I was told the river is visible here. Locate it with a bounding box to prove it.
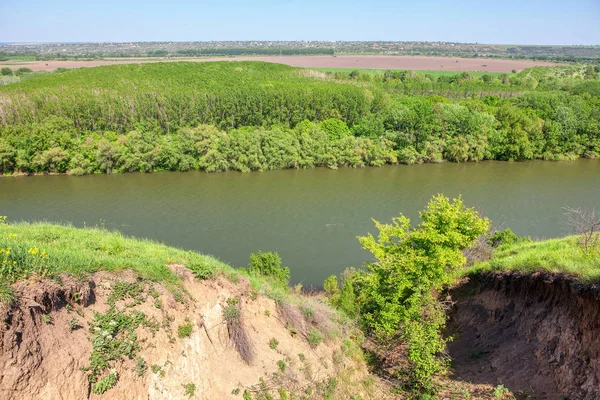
[1,160,599,286]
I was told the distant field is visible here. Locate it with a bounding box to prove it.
[311,67,509,77]
[0,55,561,73]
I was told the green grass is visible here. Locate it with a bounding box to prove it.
[0,221,232,285]
[309,67,508,78]
[466,236,600,282]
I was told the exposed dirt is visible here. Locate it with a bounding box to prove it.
[0,268,382,399]
[448,272,600,400]
[0,55,561,73]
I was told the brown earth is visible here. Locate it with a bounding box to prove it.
[448,272,600,400]
[0,268,385,400]
[0,55,561,73]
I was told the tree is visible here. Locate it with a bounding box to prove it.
[352,195,489,390]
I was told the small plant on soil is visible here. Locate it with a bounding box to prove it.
[151,364,161,374]
[42,314,52,324]
[231,388,241,395]
[307,329,323,347]
[188,258,215,280]
[264,309,271,317]
[493,384,510,399]
[108,280,145,306]
[223,298,254,364]
[91,370,118,395]
[69,317,80,331]
[269,338,279,350]
[242,390,252,400]
[136,357,147,376]
[277,359,287,372]
[178,318,193,338]
[298,353,306,361]
[81,306,150,393]
[182,383,196,398]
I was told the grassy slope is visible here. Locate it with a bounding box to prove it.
[0,222,231,285]
[0,221,301,303]
[467,236,600,282]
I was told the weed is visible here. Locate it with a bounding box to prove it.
[0,278,13,304]
[277,360,286,372]
[178,318,193,338]
[301,306,314,320]
[136,357,147,376]
[154,299,162,309]
[81,306,148,391]
[91,370,118,395]
[183,383,196,398]
[308,329,323,347]
[493,384,510,399]
[222,299,254,364]
[264,309,271,317]
[69,317,80,331]
[269,338,279,350]
[231,388,241,395]
[298,353,306,361]
[223,301,241,325]
[188,258,215,280]
[42,314,52,324]
[151,365,161,374]
[108,280,145,306]
[242,390,252,400]
[172,289,186,304]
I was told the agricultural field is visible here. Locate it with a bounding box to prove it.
[0,54,562,73]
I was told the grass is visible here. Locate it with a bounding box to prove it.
[309,67,509,78]
[466,236,600,282]
[0,221,232,285]
[177,319,193,338]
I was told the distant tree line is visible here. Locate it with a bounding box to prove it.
[0,62,599,175]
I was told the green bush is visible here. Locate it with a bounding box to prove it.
[487,228,531,248]
[1,67,12,76]
[354,195,489,392]
[247,251,290,286]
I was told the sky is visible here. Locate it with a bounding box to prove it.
[0,0,599,45]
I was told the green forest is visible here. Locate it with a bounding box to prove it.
[0,61,599,175]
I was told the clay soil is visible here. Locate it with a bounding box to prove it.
[448,272,600,400]
[0,55,561,73]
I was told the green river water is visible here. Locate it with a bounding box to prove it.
[1,160,599,286]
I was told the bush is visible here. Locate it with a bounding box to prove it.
[354,195,489,392]
[487,228,530,248]
[247,251,290,285]
[15,67,33,76]
[1,67,12,76]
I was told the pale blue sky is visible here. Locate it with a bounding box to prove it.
[1,0,598,45]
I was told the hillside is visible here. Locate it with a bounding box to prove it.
[0,222,383,399]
